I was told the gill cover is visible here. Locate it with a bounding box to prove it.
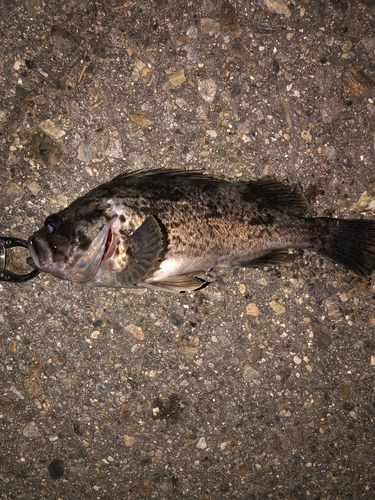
[72,221,113,282]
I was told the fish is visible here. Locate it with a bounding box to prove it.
[27,169,375,292]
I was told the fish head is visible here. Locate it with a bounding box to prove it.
[27,199,118,283]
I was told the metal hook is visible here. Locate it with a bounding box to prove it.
[0,237,40,282]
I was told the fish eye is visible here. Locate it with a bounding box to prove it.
[44,217,61,235]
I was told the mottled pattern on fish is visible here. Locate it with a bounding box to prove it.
[27,169,375,292]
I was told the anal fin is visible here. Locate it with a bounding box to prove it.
[144,275,208,292]
[242,249,300,268]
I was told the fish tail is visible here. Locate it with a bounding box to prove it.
[312,217,375,277]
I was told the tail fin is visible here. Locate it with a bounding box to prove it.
[315,218,375,277]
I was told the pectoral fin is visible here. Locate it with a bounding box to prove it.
[117,216,164,286]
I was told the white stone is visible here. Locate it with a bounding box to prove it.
[197,437,207,449]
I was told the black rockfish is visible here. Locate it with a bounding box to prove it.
[27,169,375,292]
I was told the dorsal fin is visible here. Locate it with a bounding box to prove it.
[241,179,308,217]
[110,169,207,183]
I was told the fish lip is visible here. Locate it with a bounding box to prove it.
[27,236,43,269]
[26,255,38,269]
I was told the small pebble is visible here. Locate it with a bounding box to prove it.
[218,335,231,347]
[206,129,217,138]
[197,437,207,449]
[125,324,144,340]
[22,422,38,439]
[4,183,23,203]
[342,40,353,53]
[134,59,146,72]
[72,445,87,458]
[27,181,42,195]
[352,192,375,213]
[130,114,152,127]
[343,67,375,96]
[8,341,16,352]
[243,365,260,381]
[237,462,250,475]
[78,142,93,162]
[178,346,198,359]
[246,303,259,316]
[301,130,312,143]
[48,458,64,480]
[124,435,136,447]
[88,87,100,100]
[196,105,208,119]
[197,78,217,102]
[269,301,286,314]
[170,312,184,326]
[337,199,349,208]
[169,70,186,86]
[39,119,65,140]
[105,137,123,158]
[176,97,187,108]
[23,375,43,397]
[265,0,291,17]
[200,18,221,36]
[238,120,251,134]
[323,145,337,160]
[361,37,375,57]
[186,26,198,38]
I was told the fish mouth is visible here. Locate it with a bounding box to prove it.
[27,236,45,270]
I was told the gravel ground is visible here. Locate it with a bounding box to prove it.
[1,0,375,499]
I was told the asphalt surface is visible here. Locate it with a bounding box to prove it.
[1,0,375,499]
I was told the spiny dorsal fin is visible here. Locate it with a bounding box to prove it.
[242,179,308,217]
[111,169,207,183]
